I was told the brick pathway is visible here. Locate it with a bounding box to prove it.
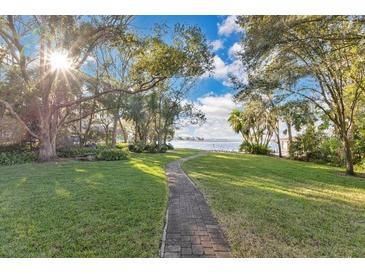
[161,154,231,258]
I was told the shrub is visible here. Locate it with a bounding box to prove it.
[145,144,168,153]
[96,143,129,150]
[128,143,144,153]
[290,126,345,166]
[128,143,168,153]
[57,147,128,161]
[159,145,169,153]
[318,137,344,166]
[115,143,129,150]
[127,144,135,152]
[144,144,159,153]
[239,142,271,155]
[360,159,365,171]
[0,143,24,152]
[96,149,128,161]
[0,142,38,152]
[165,143,174,150]
[96,143,110,149]
[57,147,99,158]
[0,151,38,166]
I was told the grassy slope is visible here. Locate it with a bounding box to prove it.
[0,149,197,257]
[183,153,365,257]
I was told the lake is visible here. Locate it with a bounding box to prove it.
[171,140,241,152]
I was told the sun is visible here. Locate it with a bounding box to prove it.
[49,50,72,71]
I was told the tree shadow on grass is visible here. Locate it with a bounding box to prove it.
[183,152,365,257]
[0,157,174,257]
[189,171,365,257]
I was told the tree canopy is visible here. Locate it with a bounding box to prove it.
[234,16,365,174]
[0,16,213,160]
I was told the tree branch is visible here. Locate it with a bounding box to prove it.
[0,99,39,139]
[63,106,115,125]
[55,76,165,109]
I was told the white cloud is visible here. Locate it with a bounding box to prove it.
[175,93,242,140]
[204,55,245,86]
[228,42,244,58]
[217,16,243,37]
[209,39,224,52]
[210,55,227,78]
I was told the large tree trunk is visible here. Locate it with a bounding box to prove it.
[276,132,282,158]
[287,122,293,144]
[287,122,293,156]
[38,31,58,162]
[274,120,282,158]
[118,118,128,143]
[157,96,162,150]
[102,124,110,145]
[78,103,82,147]
[134,122,138,143]
[39,128,57,161]
[111,113,119,148]
[343,136,355,175]
[163,129,168,145]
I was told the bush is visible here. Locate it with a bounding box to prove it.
[57,147,128,161]
[128,143,168,153]
[96,149,128,161]
[144,144,159,153]
[96,143,129,150]
[165,143,174,150]
[57,147,99,158]
[159,145,169,153]
[360,159,365,171]
[0,142,38,152]
[146,144,168,153]
[239,142,271,155]
[128,143,144,153]
[115,143,129,150]
[0,151,38,165]
[290,126,345,166]
[318,137,344,166]
[0,143,24,152]
[96,143,110,149]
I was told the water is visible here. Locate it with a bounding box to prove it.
[171,140,241,152]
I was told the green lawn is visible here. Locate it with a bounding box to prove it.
[182,152,365,257]
[0,149,197,257]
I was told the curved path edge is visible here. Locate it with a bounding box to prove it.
[160,152,232,258]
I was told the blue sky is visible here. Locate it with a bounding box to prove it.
[133,16,245,139]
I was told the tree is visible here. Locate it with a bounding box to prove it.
[228,100,274,153]
[94,33,141,148]
[0,16,133,160]
[123,79,206,148]
[236,16,365,175]
[290,122,323,161]
[158,79,205,145]
[0,16,213,161]
[232,81,284,156]
[97,110,114,145]
[352,97,365,163]
[280,100,316,154]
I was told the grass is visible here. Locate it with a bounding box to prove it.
[0,149,197,257]
[182,152,365,257]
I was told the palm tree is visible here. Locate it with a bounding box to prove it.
[228,109,243,133]
[228,109,250,143]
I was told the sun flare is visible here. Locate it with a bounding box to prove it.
[49,50,72,71]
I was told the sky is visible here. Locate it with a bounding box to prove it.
[133,16,244,140]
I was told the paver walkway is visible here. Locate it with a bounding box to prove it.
[161,153,231,258]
